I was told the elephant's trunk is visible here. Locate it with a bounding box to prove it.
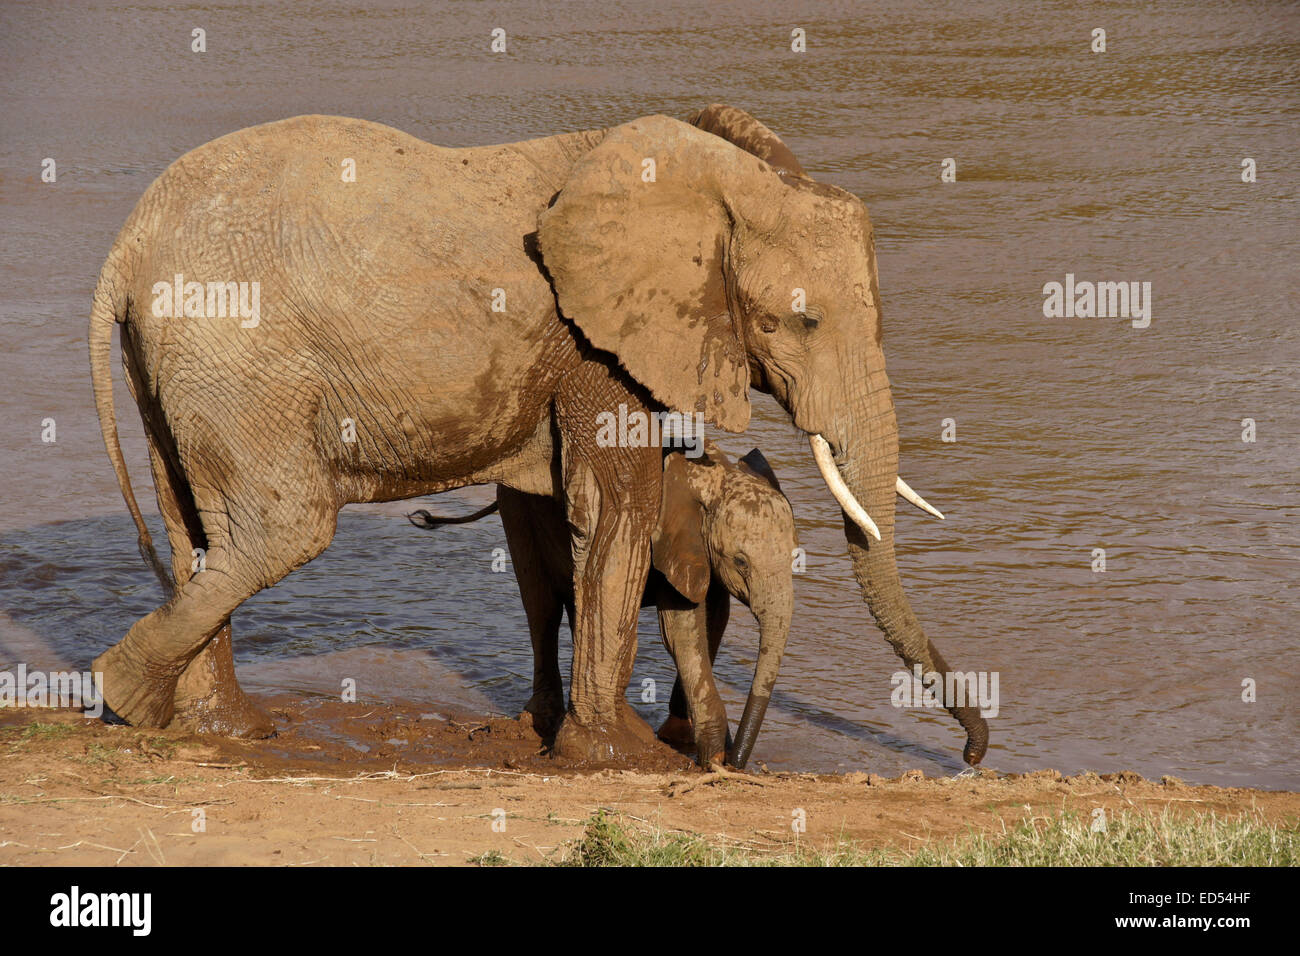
[818,369,989,765]
[729,577,792,769]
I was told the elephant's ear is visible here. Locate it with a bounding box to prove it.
[687,104,808,180]
[537,115,752,433]
[651,453,711,604]
[738,447,783,494]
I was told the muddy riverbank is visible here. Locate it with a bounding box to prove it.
[2,704,1295,867]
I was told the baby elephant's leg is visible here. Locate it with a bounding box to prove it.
[655,584,729,766]
[661,583,731,753]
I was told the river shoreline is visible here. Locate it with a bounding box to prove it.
[3,703,1295,867]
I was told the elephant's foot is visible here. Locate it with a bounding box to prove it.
[696,728,728,769]
[656,714,696,750]
[657,715,727,767]
[552,701,670,765]
[520,689,565,742]
[617,699,663,749]
[91,642,180,729]
[170,691,275,738]
[655,712,728,764]
[169,627,276,738]
[171,670,275,738]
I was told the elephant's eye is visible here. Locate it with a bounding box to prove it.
[733,554,749,572]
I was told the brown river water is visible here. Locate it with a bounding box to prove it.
[1,2,1296,786]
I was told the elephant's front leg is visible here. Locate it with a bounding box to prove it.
[660,581,730,752]
[656,581,729,767]
[552,456,663,762]
[550,375,665,762]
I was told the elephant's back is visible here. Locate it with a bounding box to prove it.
[128,114,585,235]
[116,114,596,291]
[126,115,457,234]
[219,113,435,152]
[115,114,572,345]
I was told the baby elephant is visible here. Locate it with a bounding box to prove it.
[410,443,798,768]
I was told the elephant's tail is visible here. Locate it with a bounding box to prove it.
[407,501,500,530]
[89,239,173,594]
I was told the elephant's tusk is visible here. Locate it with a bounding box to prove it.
[809,434,881,542]
[896,477,945,520]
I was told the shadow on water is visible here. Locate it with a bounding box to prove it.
[0,511,957,772]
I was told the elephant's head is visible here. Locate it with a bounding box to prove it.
[653,443,796,769]
[538,106,988,764]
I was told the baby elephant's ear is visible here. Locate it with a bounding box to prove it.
[738,447,783,493]
[651,453,711,604]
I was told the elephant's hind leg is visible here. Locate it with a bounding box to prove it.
[172,624,274,737]
[93,477,339,730]
[142,446,275,738]
[93,550,259,729]
[497,488,566,739]
[114,339,277,737]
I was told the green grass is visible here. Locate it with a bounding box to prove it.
[895,810,1298,866]
[12,722,75,743]
[140,736,177,759]
[542,808,1299,867]
[79,741,118,765]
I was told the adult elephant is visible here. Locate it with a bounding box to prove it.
[89,104,988,764]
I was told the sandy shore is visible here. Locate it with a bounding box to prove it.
[2,702,1296,866]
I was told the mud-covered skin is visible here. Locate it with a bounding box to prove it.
[90,104,988,766]
[415,442,796,768]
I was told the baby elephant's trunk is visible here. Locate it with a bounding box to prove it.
[728,575,792,769]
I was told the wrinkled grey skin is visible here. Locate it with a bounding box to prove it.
[410,443,797,769]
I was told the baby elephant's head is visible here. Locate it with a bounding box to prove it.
[652,442,798,768]
[702,453,799,614]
